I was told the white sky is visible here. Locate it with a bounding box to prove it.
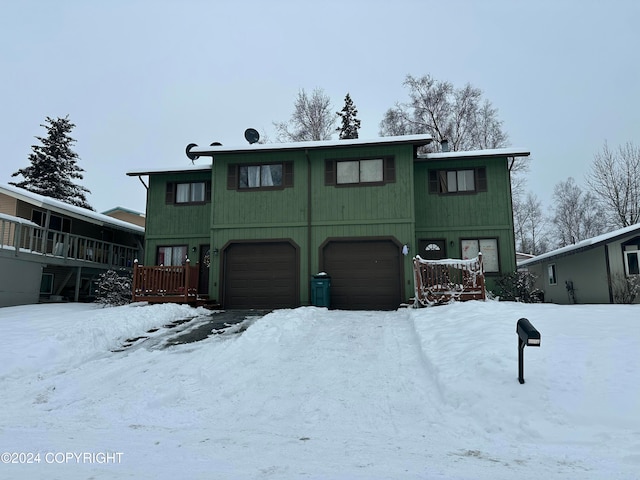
[2,0,639,214]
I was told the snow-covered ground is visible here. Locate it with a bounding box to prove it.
[0,300,638,479]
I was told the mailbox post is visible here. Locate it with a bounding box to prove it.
[517,318,541,384]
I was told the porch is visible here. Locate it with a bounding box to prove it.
[0,215,139,268]
[131,260,215,307]
[413,253,486,307]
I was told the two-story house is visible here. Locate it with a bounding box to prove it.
[0,183,145,307]
[128,134,529,310]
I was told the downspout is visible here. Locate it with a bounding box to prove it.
[306,149,312,304]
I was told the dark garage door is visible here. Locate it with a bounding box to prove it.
[322,239,402,310]
[223,241,298,309]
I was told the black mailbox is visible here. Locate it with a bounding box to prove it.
[517,318,541,346]
[517,318,540,384]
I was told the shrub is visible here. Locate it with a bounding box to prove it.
[495,271,543,303]
[95,269,132,307]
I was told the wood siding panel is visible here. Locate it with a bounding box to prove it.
[0,193,17,217]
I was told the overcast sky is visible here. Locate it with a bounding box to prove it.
[2,0,639,215]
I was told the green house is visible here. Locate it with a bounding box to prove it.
[128,135,529,310]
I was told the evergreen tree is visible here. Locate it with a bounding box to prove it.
[10,115,93,210]
[336,93,361,140]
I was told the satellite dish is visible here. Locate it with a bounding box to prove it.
[185,143,199,163]
[244,128,260,144]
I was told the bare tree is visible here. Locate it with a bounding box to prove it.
[379,74,509,152]
[512,191,550,255]
[274,88,336,142]
[380,74,529,198]
[552,177,607,247]
[587,141,640,228]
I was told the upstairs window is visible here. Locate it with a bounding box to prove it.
[325,156,395,186]
[166,181,211,205]
[227,162,294,190]
[429,167,487,194]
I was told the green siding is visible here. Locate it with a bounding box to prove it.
[143,142,520,304]
[413,156,517,287]
[144,171,212,265]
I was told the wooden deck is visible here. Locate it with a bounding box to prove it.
[131,260,217,307]
[413,254,486,307]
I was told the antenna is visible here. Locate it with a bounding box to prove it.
[244,128,260,144]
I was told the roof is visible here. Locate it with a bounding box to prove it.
[0,184,145,235]
[191,133,433,155]
[127,162,212,177]
[518,223,640,267]
[418,147,531,161]
[0,211,39,227]
[101,206,146,217]
[127,134,433,177]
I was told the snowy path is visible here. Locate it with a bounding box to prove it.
[0,302,638,479]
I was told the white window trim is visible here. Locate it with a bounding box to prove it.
[624,250,639,276]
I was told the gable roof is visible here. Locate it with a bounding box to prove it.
[0,183,145,234]
[519,223,640,267]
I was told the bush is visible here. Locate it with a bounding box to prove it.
[495,271,543,303]
[611,274,640,304]
[95,269,132,307]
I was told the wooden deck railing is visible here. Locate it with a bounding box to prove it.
[0,216,139,268]
[131,260,200,304]
[413,253,486,307]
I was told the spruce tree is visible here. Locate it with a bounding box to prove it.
[10,115,93,210]
[336,93,361,140]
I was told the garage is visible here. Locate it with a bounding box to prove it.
[321,239,403,310]
[222,241,299,309]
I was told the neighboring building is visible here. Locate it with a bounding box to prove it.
[518,223,640,304]
[128,135,530,310]
[102,206,146,228]
[0,183,145,307]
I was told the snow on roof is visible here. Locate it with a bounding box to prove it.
[127,135,436,176]
[0,211,39,227]
[101,206,146,217]
[0,184,145,234]
[519,223,640,267]
[191,133,433,155]
[127,162,212,177]
[419,147,531,160]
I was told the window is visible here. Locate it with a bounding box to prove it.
[156,245,188,266]
[418,239,446,260]
[165,181,211,205]
[31,210,71,232]
[227,162,293,190]
[625,250,639,276]
[461,238,499,273]
[239,164,283,188]
[325,157,395,186]
[429,168,487,194]
[548,264,557,285]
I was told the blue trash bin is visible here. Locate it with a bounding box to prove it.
[311,273,331,308]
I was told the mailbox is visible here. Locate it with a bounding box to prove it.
[516,318,540,384]
[517,318,541,346]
